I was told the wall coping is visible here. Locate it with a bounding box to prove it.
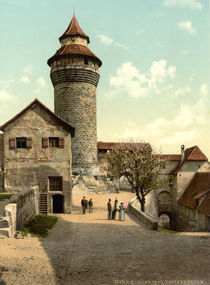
[129,197,158,230]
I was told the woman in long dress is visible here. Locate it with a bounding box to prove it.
[119,202,125,221]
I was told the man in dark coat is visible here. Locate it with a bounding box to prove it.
[81,196,88,214]
[107,198,112,220]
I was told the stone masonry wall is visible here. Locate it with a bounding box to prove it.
[3,106,72,213]
[54,81,98,173]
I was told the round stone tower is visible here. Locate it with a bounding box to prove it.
[48,16,102,174]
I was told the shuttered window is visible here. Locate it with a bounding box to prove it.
[42,137,65,148]
[42,137,48,148]
[9,138,16,149]
[49,137,59,147]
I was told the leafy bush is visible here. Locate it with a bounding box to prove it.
[0,194,13,201]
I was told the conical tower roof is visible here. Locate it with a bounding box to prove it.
[59,15,90,43]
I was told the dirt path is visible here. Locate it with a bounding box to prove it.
[0,192,210,285]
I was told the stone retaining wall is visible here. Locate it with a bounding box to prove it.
[0,186,39,237]
[129,197,158,230]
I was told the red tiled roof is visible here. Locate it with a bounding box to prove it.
[59,15,90,43]
[198,192,210,216]
[0,98,75,137]
[97,141,152,151]
[47,44,102,67]
[159,154,181,161]
[171,146,208,174]
[0,133,4,168]
[178,172,210,216]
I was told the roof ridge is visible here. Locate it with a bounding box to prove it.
[0,98,75,137]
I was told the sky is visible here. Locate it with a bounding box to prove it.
[0,0,210,159]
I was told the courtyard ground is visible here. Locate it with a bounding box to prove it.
[0,191,210,285]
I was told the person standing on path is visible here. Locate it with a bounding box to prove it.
[112,198,118,220]
[107,199,112,220]
[81,196,88,214]
[119,202,125,221]
[88,198,93,213]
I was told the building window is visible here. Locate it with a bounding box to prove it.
[49,176,63,191]
[42,137,64,148]
[16,137,27,148]
[49,137,59,147]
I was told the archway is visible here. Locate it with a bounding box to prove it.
[158,213,170,229]
[53,194,64,213]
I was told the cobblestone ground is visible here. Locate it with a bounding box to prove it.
[0,192,210,285]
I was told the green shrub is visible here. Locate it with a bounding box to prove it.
[158,227,180,234]
[21,215,58,238]
[0,194,13,201]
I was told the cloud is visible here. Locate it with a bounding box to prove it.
[160,130,197,144]
[0,78,14,89]
[163,0,202,10]
[23,65,33,74]
[0,90,16,102]
[177,21,196,35]
[174,86,191,97]
[35,77,47,93]
[20,75,30,84]
[108,60,176,98]
[144,84,208,144]
[98,34,127,49]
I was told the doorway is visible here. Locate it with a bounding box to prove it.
[53,194,64,213]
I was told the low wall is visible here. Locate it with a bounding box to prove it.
[10,186,39,229]
[129,197,158,230]
[0,186,39,237]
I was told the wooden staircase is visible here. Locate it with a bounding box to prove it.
[39,194,47,215]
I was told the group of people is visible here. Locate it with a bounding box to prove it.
[107,198,126,221]
[81,197,93,214]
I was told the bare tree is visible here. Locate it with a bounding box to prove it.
[106,141,167,212]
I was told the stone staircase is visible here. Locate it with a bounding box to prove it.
[39,194,47,215]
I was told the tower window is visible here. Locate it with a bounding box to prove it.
[84,56,88,65]
[49,176,63,191]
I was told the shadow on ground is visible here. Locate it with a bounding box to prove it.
[39,211,210,285]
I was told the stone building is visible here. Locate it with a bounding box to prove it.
[97,142,210,231]
[0,99,75,214]
[48,15,102,175]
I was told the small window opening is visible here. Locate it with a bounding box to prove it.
[84,56,88,65]
[49,137,59,148]
[16,137,26,148]
[49,176,63,191]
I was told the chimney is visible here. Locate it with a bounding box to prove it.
[181,145,185,163]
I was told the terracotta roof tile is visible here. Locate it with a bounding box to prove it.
[159,154,181,161]
[178,172,210,216]
[198,192,210,216]
[59,15,90,43]
[171,146,208,174]
[0,133,4,168]
[0,99,75,137]
[97,141,152,151]
[47,44,102,67]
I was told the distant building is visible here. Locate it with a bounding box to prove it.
[97,142,210,231]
